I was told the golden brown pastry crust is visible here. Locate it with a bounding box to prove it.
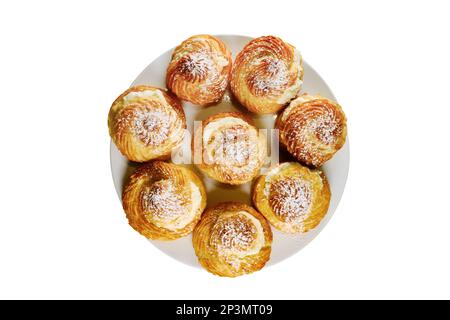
[192,112,266,185]
[123,161,207,241]
[252,162,331,234]
[231,36,304,114]
[166,35,232,106]
[275,93,347,167]
[192,202,272,277]
[108,85,186,162]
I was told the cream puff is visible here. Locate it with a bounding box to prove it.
[252,162,331,234]
[122,161,207,240]
[108,85,186,162]
[192,202,272,277]
[276,93,347,167]
[166,35,232,106]
[231,36,303,114]
[193,112,266,185]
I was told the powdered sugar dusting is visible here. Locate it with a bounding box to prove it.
[133,109,171,146]
[216,216,256,251]
[252,59,289,95]
[220,127,251,166]
[210,215,255,270]
[286,107,343,166]
[310,111,340,145]
[179,50,213,80]
[141,180,187,221]
[203,118,262,180]
[269,178,312,223]
[209,211,265,271]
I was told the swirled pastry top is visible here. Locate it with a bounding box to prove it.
[192,202,272,277]
[276,94,347,167]
[166,35,232,106]
[231,36,304,114]
[193,112,266,185]
[252,162,331,234]
[108,86,186,162]
[122,161,207,240]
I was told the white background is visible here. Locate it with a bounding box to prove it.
[0,0,449,299]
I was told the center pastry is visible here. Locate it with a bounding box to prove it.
[193,112,266,185]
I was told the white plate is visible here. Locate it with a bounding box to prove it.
[110,35,350,268]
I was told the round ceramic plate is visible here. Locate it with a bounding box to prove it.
[110,35,350,267]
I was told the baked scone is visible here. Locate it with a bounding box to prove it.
[230,36,303,114]
[122,161,206,240]
[192,202,272,277]
[108,86,186,162]
[275,94,347,167]
[166,35,232,106]
[252,162,331,234]
[193,112,266,185]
